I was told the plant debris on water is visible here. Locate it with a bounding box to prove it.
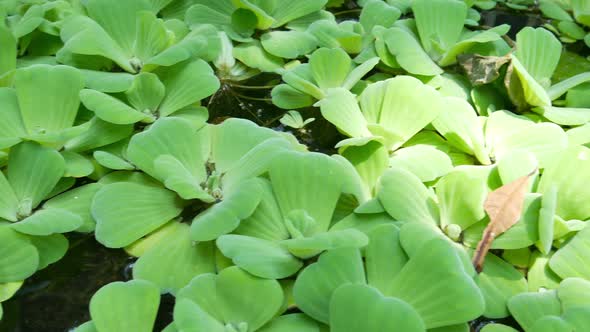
[1,0,590,331]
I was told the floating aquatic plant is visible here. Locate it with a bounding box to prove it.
[2,1,590,332]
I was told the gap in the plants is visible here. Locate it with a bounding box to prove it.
[0,235,129,332]
[480,8,546,38]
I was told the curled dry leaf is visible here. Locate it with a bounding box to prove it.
[473,168,537,273]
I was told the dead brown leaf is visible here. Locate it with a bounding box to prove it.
[472,168,537,273]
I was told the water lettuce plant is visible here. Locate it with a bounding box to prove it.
[2,0,590,331]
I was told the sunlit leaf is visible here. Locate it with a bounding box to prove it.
[90,280,160,332]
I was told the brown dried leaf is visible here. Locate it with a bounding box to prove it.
[458,54,511,86]
[472,168,536,272]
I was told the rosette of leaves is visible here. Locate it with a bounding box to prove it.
[271,47,379,109]
[371,149,590,318]
[79,59,219,125]
[0,64,87,149]
[319,76,568,166]
[90,116,301,292]
[186,0,328,42]
[0,0,79,69]
[291,229,485,331]
[508,27,590,125]
[370,0,510,76]
[58,0,218,74]
[167,266,320,332]
[215,150,369,279]
[0,141,100,296]
[505,278,590,331]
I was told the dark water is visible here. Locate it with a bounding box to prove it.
[0,235,130,332]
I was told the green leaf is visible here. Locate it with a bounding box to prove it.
[282,229,369,259]
[90,280,160,332]
[317,88,371,138]
[436,166,492,231]
[11,209,83,236]
[60,16,132,72]
[480,324,519,332]
[330,284,425,332]
[258,314,320,332]
[293,248,366,323]
[530,316,573,332]
[383,26,443,76]
[509,54,551,107]
[340,140,389,198]
[365,224,408,294]
[549,226,590,280]
[7,142,65,214]
[413,0,467,55]
[211,118,283,173]
[0,88,26,148]
[268,0,328,28]
[80,70,134,93]
[359,1,401,31]
[93,151,135,171]
[562,306,590,331]
[43,183,103,233]
[485,110,567,168]
[133,11,170,63]
[29,234,69,270]
[310,48,351,90]
[15,65,84,137]
[271,84,315,109]
[232,179,289,241]
[0,169,18,222]
[527,251,560,292]
[0,225,39,282]
[572,0,590,27]
[233,40,285,72]
[190,178,262,241]
[558,278,590,310]
[261,30,317,59]
[538,146,590,220]
[126,72,165,114]
[80,89,149,125]
[92,182,185,248]
[231,8,257,35]
[217,235,302,279]
[475,253,528,319]
[269,151,347,232]
[0,281,24,302]
[388,238,484,328]
[62,151,95,178]
[492,194,541,250]
[439,27,507,67]
[515,27,562,89]
[359,76,443,150]
[377,167,439,225]
[133,222,215,294]
[533,106,590,126]
[507,290,561,331]
[127,117,208,187]
[389,145,453,182]
[64,118,134,153]
[178,266,284,331]
[432,96,489,164]
[538,185,557,255]
[85,0,152,55]
[0,25,16,82]
[156,59,220,117]
[173,298,224,332]
[11,5,44,39]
